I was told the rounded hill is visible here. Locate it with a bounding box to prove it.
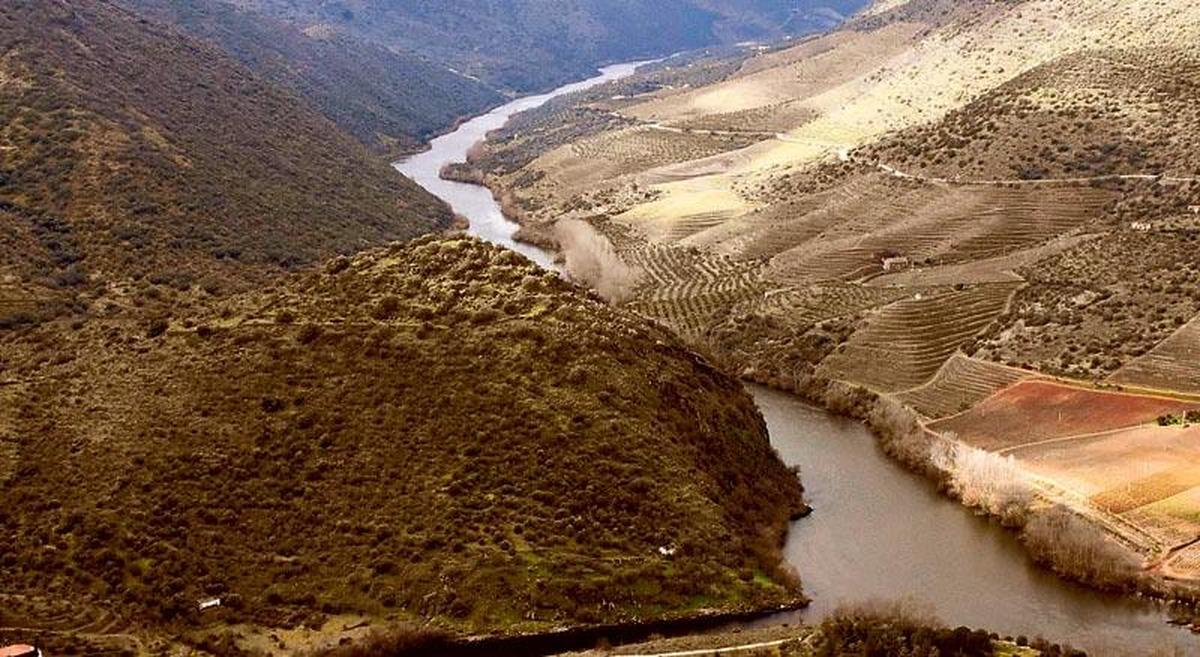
[0,237,805,650]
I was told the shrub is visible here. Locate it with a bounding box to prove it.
[817,600,994,657]
[1021,505,1141,590]
[145,318,169,338]
[932,443,1034,526]
[306,626,455,657]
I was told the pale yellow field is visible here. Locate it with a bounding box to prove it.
[603,0,1200,235]
[1016,425,1200,553]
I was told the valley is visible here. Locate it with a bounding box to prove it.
[4,0,1200,655]
[396,62,1198,655]
[455,0,1200,604]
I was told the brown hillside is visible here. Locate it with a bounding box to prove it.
[0,0,452,308]
[0,237,805,654]
[119,0,503,155]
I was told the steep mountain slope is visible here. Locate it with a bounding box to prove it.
[455,0,1200,588]
[233,0,871,92]
[120,0,503,155]
[0,0,452,311]
[0,237,805,655]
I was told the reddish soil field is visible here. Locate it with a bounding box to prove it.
[930,381,1198,450]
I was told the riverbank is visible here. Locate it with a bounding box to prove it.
[441,159,1200,626]
[397,56,1200,651]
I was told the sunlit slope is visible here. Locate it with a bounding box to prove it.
[609,0,1200,231]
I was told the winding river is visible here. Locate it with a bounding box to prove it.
[396,63,1197,656]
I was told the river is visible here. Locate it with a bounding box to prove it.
[395,63,1196,656]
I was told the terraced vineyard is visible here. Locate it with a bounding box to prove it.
[658,210,740,242]
[816,284,1018,392]
[740,174,919,263]
[741,176,1115,285]
[620,239,767,340]
[896,354,1032,419]
[944,185,1117,261]
[566,125,759,178]
[1110,318,1200,394]
[758,283,910,328]
[674,101,818,134]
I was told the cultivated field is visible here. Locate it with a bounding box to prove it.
[896,354,1032,420]
[620,238,768,340]
[816,284,1017,392]
[1110,319,1200,395]
[1016,424,1200,553]
[521,125,761,203]
[931,381,1198,451]
[758,282,910,328]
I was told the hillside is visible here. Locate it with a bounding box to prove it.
[120,0,503,155]
[453,0,1200,591]
[232,0,871,93]
[0,236,806,656]
[0,0,453,322]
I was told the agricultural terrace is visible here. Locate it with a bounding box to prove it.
[620,239,767,340]
[1014,424,1200,562]
[726,175,1114,286]
[896,355,1032,420]
[815,284,1017,392]
[1110,318,1200,395]
[526,125,761,200]
[931,381,1198,452]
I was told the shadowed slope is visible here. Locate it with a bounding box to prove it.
[0,0,452,299]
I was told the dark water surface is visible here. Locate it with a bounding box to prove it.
[394,64,1197,657]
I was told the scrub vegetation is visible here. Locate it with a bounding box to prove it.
[120,0,504,155]
[0,0,452,314]
[230,0,870,93]
[0,237,806,654]
[564,602,1070,657]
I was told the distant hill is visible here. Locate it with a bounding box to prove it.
[120,0,503,155]
[232,0,871,93]
[0,237,805,654]
[0,0,453,313]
